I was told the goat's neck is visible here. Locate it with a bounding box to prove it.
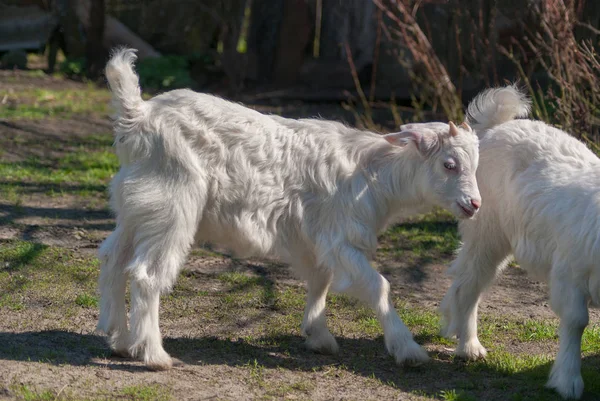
[362,146,428,224]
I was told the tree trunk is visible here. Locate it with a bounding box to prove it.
[272,0,312,85]
[85,0,105,79]
[247,0,285,83]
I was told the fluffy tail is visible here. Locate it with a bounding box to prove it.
[105,48,146,121]
[466,84,531,134]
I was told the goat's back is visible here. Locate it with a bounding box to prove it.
[134,89,388,259]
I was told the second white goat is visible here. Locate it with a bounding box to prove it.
[97,48,481,371]
[431,86,600,399]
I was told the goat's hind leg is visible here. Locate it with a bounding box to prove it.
[126,213,199,370]
[124,182,202,370]
[97,226,132,357]
[546,269,588,400]
[301,267,338,354]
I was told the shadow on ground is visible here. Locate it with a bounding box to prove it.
[1,330,599,400]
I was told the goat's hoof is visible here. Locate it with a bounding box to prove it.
[455,339,487,361]
[145,351,174,371]
[305,332,339,355]
[146,359,173,371]
[392,341,430,367]
[547,370,584,400]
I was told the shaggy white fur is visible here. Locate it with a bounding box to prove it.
[421,85,600,400]
[97,48,481,371]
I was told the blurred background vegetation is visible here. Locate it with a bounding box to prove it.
[1,0,599,147]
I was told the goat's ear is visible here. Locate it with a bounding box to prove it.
[449,121,460,137]
[383,130,438,156]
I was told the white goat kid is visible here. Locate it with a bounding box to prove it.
[426,86,600,399]
[97,48,481,371]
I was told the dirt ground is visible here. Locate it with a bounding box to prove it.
[1,69,600,401]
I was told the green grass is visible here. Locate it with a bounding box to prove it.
[74,293,98,308]
[0,87,110,119]
[379,210,459,261]
[12,385,56,401]
[11,383,172,401]
[217,271,277,310]
[0,241,99,313]
[0,147,117,198]
[440,389,477,401]
[0,127,117,199]
[120,384,172,401]
[0,151,117,185]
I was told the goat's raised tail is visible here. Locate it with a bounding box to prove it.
[466,85,531,134]
[105,48,146,121]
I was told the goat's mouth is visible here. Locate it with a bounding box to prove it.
[456,202,476,218]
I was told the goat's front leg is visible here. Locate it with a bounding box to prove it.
[338,247,429,366]
[300,267,338,354]
[546,271,588,400]
[440,222,510,360]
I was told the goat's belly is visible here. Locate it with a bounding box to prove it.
[511,237,552,282]
[195,214,278,259]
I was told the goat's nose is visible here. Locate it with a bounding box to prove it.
[471,199,481,210]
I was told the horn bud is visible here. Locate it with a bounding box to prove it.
[459,121,473,133]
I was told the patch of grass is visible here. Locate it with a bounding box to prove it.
[120,384,172,401]
[516,320,558,342]
[0,241,47,272]
[275,287,305,310]
[12,385,55,401]
[0,149,117,198]
[477,315,558,348]
[243,358,266,387]
[0,151,117,184]
[0,240,99,314]
[582,324,600,353]
[397,301,454,346]
[469,350,553,378]
[379,210,459,261]
[218,271,263,286]
[440,389,477,401]
[328,293,358,308]
[0,128,117,199]
[356,316,381,336]
[75,293,98,308]
[189,247,226,258]
[216,271,278,311]
[0,87,111,119]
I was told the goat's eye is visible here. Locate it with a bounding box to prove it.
[444,162,456,170]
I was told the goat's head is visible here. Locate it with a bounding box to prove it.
[384,121,481,219]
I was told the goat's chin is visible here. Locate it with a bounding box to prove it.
[453,212,470,220]
[450,204,475,220]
